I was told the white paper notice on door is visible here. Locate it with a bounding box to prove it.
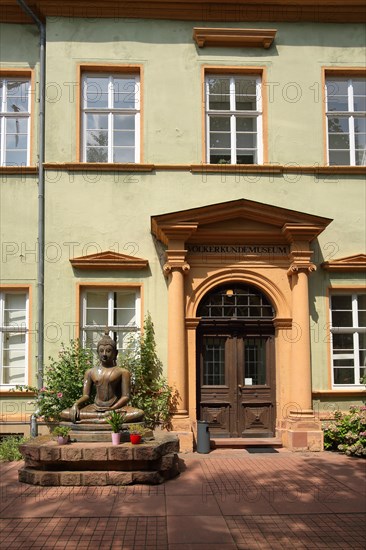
[244,378,253,385]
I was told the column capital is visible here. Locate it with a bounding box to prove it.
[287,262,316,277]
[163,261,190,276]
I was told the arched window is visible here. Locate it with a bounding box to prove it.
[197,284,274,319]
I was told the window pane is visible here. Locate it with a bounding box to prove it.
[333,358,354,367]
[6,81,29,112]
[332,333,353,350]
[353,95,366,112]
[355,130,366,150]
[209,95,230,110]
[355,150,366,165]
[6,117,28,134]
[334,368,355,384]
[208,77,230,110]
[244,338,266,385]
[353,80,366,96]
[236,117,255,131]
[327,96,349,112]
[237,133,256,148]
[113,78,137,109]
[332,295,352,309]
[113,130,135,146]
[209,151,231,164]
[358,294,366,309]
[328,116,349,133]
[114,114,135,130]
[329,150,350,165]
[358,311,366,327]
[328,133,350,149]
[236,96,256,111]
[332,311,353,327]
[85,77,109,108]
[4,294,26,326]
[113,147,135,162]
[115,291,136,326]
[6,134,27,149]
[209,116,230,131]
[86,129,108,147]
[359,332,366,351]
[86,292,109,325]
[86,147,108,162]
[237,151,256,164]
[235,79,256,96]
[203,337,225,385]
[86,114,108,130]
[210,132,231,149]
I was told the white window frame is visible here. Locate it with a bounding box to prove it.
[330,292,366,388]
[325,77,366,166]
[0,77,31,166]
[205,74,263,165]
[80,288,141,354]
[0,290,29,389]
[81,73,140,163]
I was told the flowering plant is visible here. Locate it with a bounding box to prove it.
[322,406,366,457]
[105,411,126,433]
[13,340,94,421]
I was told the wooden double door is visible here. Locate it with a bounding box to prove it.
[197,323,276,438]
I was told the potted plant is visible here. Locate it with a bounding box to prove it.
[52,425,71,445]
[128,423,145,444]
[106,411,126,445]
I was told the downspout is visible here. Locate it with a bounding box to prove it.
[17,1,45,397]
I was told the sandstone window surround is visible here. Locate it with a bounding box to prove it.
[330,292,366,387]
[0,289,29,388]
[80,287,141,355]
[0,76,31,167]
[204,69,265,165]
[325,73,366,166]
[81,70,141,163]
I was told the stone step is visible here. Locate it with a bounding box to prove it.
[211,437,283,449]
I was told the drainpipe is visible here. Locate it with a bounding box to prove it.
[16,1,45,398]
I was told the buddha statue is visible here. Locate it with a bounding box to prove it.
[60,332,144,424]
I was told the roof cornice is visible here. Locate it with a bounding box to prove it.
[1,1,366,24]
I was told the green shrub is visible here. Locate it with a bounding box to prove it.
[0,435,26,461]
[13,339,94,421]
[322,406,366,457]
[120,313,178,429]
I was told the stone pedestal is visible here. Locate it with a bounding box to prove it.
[284,416,324,452]
[18,432,180,486]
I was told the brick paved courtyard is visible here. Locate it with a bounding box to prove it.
[1,449,365,549]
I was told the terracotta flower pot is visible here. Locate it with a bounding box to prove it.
[130,434,142,445]
[112,432,121,445]
[57,436,69,445]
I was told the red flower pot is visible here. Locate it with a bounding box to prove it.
[130,434,142,445]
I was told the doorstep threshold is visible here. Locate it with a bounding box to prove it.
[211,437,283,448]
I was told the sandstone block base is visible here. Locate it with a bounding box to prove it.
[18,432,180,486]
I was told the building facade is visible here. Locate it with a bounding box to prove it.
[0,0,365,450]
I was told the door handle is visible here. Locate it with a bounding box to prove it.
[238,384,243,391]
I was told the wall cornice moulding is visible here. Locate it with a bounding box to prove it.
[1,1,366,24]
[321,254,366,272]
[193,28,277,49]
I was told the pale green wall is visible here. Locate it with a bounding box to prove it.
[44,20,366,164]
[0,18,365,416]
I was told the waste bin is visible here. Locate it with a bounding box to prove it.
[196,420,210,454]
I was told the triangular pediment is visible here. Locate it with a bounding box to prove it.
[322,254,366,272]
[151,199,332,246]
[70,251,149,270]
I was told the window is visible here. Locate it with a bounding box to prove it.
[0,78,31,166]
[205,74,263,164]
[325,77,366,165]
[82,74,140,163]
[80,288,141,354]
[0,291,29,387]
[330,293,366,386]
